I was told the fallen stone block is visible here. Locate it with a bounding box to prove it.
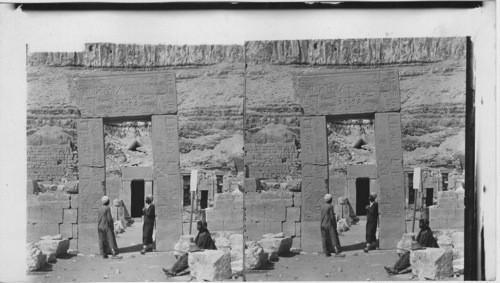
[337,219,350,232]
[437,234,454,252]
[26,243,47,272]
[174,235,195,258]
[229,233,244,250]
[244,244,267,270]
[212,233,232,254]
[264,248,278,261]
[37,237,70,263]
[286,179,301,192]
[258,236,293,255]
[453,258,464,273]
[188,250,232,281]
[114,221,125,234]
[410,248,453,280]
[397,233,416,255]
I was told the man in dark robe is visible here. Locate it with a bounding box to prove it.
[384,218,439,275]
[141,194,155,255]
[98,196,122,259]
[320,194,344,257]
[364,193,379,253]
[163,220,217,276]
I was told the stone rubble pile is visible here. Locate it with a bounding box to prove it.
[174,231,294,279]
[397,229,464,278]
[37,234,70,263]
[410,248,453,280]
[26,234,70,272]
[26,243,47,272]
[188,250,232,281]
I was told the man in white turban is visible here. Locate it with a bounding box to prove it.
[98,196,121,259]
[320,194,344,257]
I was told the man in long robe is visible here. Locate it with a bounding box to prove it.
[384,218,439,275]
[364,193,379,252]
[141,194,155,255]
[163,220,217,276]
[98,196,121,259]
[320,194,344,257]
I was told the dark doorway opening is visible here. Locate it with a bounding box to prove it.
[183,175,191,206]
[425,188,434,207]
[131,180,145,218]
[408,173,415,204]
[200,191,208,209]
[356,178,370,216]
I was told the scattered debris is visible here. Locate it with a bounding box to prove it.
[325,273,331,277]
[103,275,109,279]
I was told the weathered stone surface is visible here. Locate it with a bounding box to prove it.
[244,243,267,270]
[174,235,195,258]
[63,209,78,224]
[437,234,454,251]
[397,233,416,255]
[64,181,79,194]
[337,219,350,233]
[188,250,232,281]
[264,248,279,261]
[26,243,47,272]
[229,233,244,251]
[410,248,453,280]
[114,220,125,234]
[286,179,302,192]
[37,237,70,262]
[245,38,466,65]
[453,258,464,273]
[451,231,464,260]
[258,236,293,255]
[212,232,233,254]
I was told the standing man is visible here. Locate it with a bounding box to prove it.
[320,194,345,257]
[141,194,156,255]
[98,196,122,259]
[364,193,379,253]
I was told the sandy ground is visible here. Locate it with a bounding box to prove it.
[26,220,463,282]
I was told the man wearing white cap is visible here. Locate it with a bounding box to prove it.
[98,196,121,259]
[320,194,344,257]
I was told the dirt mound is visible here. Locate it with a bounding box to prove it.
[247,123,298,143]
[28,125,72,146]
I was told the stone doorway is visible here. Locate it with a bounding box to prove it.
[356,178,370,216]
[130,180,145,218]
[297,69,405,251]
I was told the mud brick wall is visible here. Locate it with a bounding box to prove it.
[245,142,299,180]
[27,144,75,181]
[429,190,464,230]
[27,193,79,249]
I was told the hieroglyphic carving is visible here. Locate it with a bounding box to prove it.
[71,72,176,118]
[295,70,400,116]
[245,142,299,179]
[300,117,328,165]
[77,119,105,167]
[151,115,181,250]
[375,112,405,249]
[300,116,328,223]
[77,119,105,223]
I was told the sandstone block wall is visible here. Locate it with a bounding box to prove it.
[27,193,78,246]
[429,190,464,230]
[205,192,244,232]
